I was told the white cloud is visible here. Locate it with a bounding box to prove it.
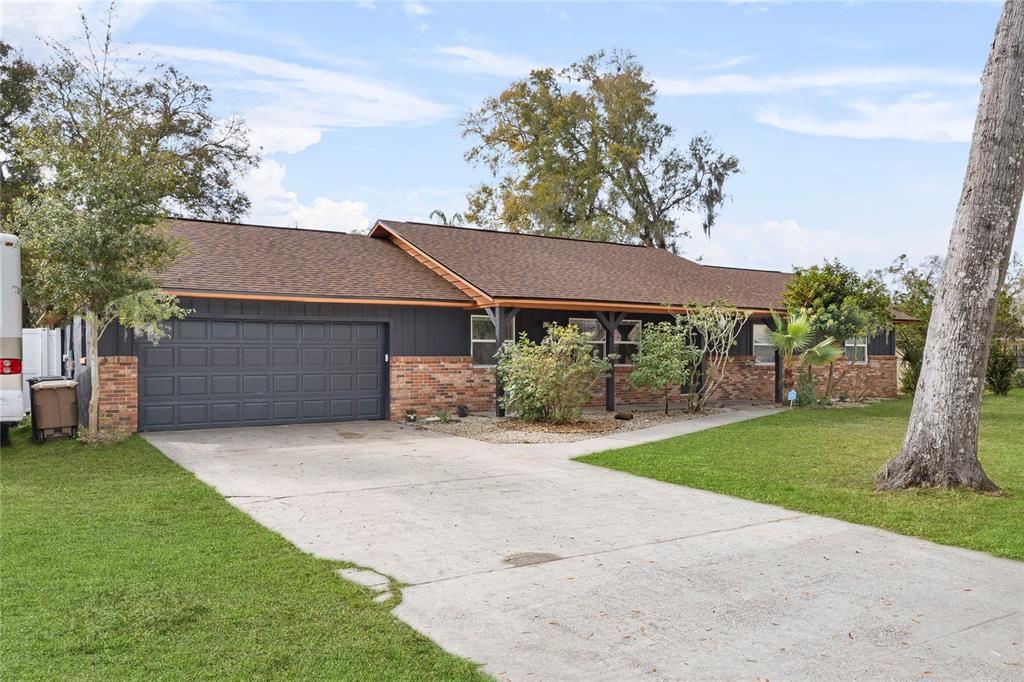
[657,67,978,96]
[136,44,449,158]
[436,46,544,78]
[403,2,431,17]
[756,94,976,143]
[4,0,155,57]
[243,159,369,233]
[699,219,878,271]
[248,126,323,155]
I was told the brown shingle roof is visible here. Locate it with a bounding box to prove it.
[376,220,794,311]
[159,218,471,303]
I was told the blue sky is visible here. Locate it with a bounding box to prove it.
[7,1,1022,272]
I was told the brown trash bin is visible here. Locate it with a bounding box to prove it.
[29,377,79,442]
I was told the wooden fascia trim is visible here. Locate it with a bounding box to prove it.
[162,290,473,308]
[370,223,493,306]
[481,298,780,316]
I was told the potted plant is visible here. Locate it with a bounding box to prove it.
[456,405,468,418]
[404,408,417,422]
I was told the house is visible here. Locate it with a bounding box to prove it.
[90,218,903,432]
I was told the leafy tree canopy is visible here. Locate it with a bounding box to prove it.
[0,40,40,218]
[5,7,257,432]
[784,259,891,343]
[461,50,739,250]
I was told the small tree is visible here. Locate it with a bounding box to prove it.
[7,9,256,434]
[766,309,842,403]
[628,321,701,414]
[496,324,611,423]
[676,303,748,411]
[987,341,1019,396]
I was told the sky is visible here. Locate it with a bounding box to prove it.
[5,0,1022,273]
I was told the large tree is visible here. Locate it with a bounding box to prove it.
[0,41,39,220]
[6,9,258,434]
[461,50,739,250]
[878,0,1024,492]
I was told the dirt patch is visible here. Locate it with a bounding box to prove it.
[417,407,727,444]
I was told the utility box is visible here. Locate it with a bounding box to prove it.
[29,377,78,442]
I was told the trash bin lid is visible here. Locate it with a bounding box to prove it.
[31,379,78,390]
[27,375,68,385]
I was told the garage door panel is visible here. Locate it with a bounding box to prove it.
[178,376,207,395]
[242,374,270,394]
[178,348,208,367]
[210,403,240,423]
[274,401,299,420]
[139,318,385,430]
[211,348,239,367]
[272,347,300,366]
[144,346,174,368]
[242,402,270,422]
[142,376,174,397]
[273,374,299,392]
[211,375,239,394]
[242,347,269,367]
[178,404,208,425]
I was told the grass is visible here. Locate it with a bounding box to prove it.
[578,389,1024,562]
[0,426,486,681]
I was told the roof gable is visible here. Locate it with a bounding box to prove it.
[159,218,472,304]
[374,220,793,311]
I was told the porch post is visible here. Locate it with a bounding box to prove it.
[486,307,519,417]
[595,311,626,412]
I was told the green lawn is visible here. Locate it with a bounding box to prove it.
[0,426,485,681]
[579,390,1024,562]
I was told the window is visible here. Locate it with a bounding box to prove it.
[569,317,606,357]
[752,323,775,366]
[615,319,642,364]
[471,315,515,366]
[845,336,868,364]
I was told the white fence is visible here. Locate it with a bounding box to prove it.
[21,328,63,410]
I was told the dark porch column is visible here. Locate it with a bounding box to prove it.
[774,349,783,403]
[485,306,519,416]
[595,311,626,412]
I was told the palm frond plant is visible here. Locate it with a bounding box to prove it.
[767,309,813,392]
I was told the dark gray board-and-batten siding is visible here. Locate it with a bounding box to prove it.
[98,297,896,359]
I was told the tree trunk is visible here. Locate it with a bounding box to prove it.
[878,1,1024,492]
[85,310,101,436]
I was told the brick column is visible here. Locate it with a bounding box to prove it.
[98,356,138,433]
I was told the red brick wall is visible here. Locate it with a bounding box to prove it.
[98,356,138,433]
[809,356,898,399]
[711,356,777,402]
[389,356,494,419]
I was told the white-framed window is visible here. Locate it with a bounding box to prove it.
[845,336,868,364]
[470,314,515,366]
[615,319,642,364]
[752,323,775,366]
[569,317,606,357]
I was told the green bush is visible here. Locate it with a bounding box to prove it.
[898,343,924,394]
[627,321,701,414]
[1015,370,1024,389]
[495,323,611,423]
[987,342,1019,396]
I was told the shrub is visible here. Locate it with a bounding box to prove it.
[495,323,611,423]
[628,321,701,414]
[435,409,452,423]
[987,342,1019,396]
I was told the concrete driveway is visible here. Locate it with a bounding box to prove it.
[146,409,1023,681]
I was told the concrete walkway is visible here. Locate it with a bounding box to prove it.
[146,408,1023,681]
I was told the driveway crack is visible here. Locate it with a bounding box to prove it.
[236,472,530,504]
[407,513,805,587]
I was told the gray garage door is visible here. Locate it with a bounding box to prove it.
[138,318,386,431]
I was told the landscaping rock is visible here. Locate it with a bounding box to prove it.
[613,412,634,420]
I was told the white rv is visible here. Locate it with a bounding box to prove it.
[1,233,24,443]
